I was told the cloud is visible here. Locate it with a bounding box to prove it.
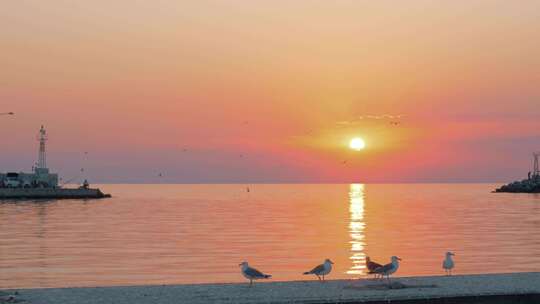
[336,114,405,125]
[361,114,405,120]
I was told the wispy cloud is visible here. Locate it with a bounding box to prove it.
[362,114,404,120]
[336,114,405,125]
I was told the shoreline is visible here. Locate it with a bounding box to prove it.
[3,272,540,304]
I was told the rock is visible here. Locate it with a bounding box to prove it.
[495,177,540,193]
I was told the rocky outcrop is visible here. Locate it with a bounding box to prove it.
[495,177,540,193]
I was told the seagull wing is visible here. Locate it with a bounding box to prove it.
[370,262,393,274]
[306,264,325,274]
[367,260,383,272]
[244,266,267,278]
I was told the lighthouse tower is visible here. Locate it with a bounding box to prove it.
[35,125,50,175]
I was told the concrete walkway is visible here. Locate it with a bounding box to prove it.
[3,272,540,304]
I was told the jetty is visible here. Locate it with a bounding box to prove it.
[0,187,110,199]
[495,152,540,193]
[0,126,110,200]
[2,272,539,304]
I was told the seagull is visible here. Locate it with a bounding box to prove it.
[239,261,271,286]
[369,256,402,284]
[303,258,334,282]
[442,252,455,275]
[366,256,383,278]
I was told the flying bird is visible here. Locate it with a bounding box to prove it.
[442,252,455,275]
[366,256,383,278]
[303,259,334,282]
[369,256,401,284]
[239,262,271,286]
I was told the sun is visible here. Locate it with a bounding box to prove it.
[349,137,366,151]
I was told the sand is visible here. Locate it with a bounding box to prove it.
[3,272,540,304]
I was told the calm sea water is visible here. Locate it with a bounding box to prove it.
[1,184,539,289]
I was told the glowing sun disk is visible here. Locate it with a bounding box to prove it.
[349,138,366,151]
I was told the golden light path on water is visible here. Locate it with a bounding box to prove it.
[347,184,366,276]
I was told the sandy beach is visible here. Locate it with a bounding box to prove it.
[3,272,539,304]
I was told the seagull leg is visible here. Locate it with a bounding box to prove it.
[316,274,321,281]
[322,274,325,282]
[250,279,253,287]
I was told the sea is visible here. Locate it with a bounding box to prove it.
[1,184,539,289]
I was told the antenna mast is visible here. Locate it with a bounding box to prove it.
[533,152,540,178]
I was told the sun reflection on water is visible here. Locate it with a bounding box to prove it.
[347,183,366,276]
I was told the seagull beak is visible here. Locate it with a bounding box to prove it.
[238,263,242,266]
[398,257,402,261]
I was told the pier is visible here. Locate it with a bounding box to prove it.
[0,126,110,200]
[0,188,110,199]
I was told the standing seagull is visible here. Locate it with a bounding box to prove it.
[369,256,402,284]
[303,259,334,282]
[239,262,271,286]
[442,252,455,275]
[366,256,383,279]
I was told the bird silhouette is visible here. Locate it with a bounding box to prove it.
[239,262,271,286]
[369,256,402,284]
[442,252,455,275]
[303,259,334,282]
[366,256,383,278]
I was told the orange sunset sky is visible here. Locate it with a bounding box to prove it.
[1,1,540,183]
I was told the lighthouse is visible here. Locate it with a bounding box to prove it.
[35,125,49,174]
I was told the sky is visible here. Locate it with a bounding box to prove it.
[1,0,539,183]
